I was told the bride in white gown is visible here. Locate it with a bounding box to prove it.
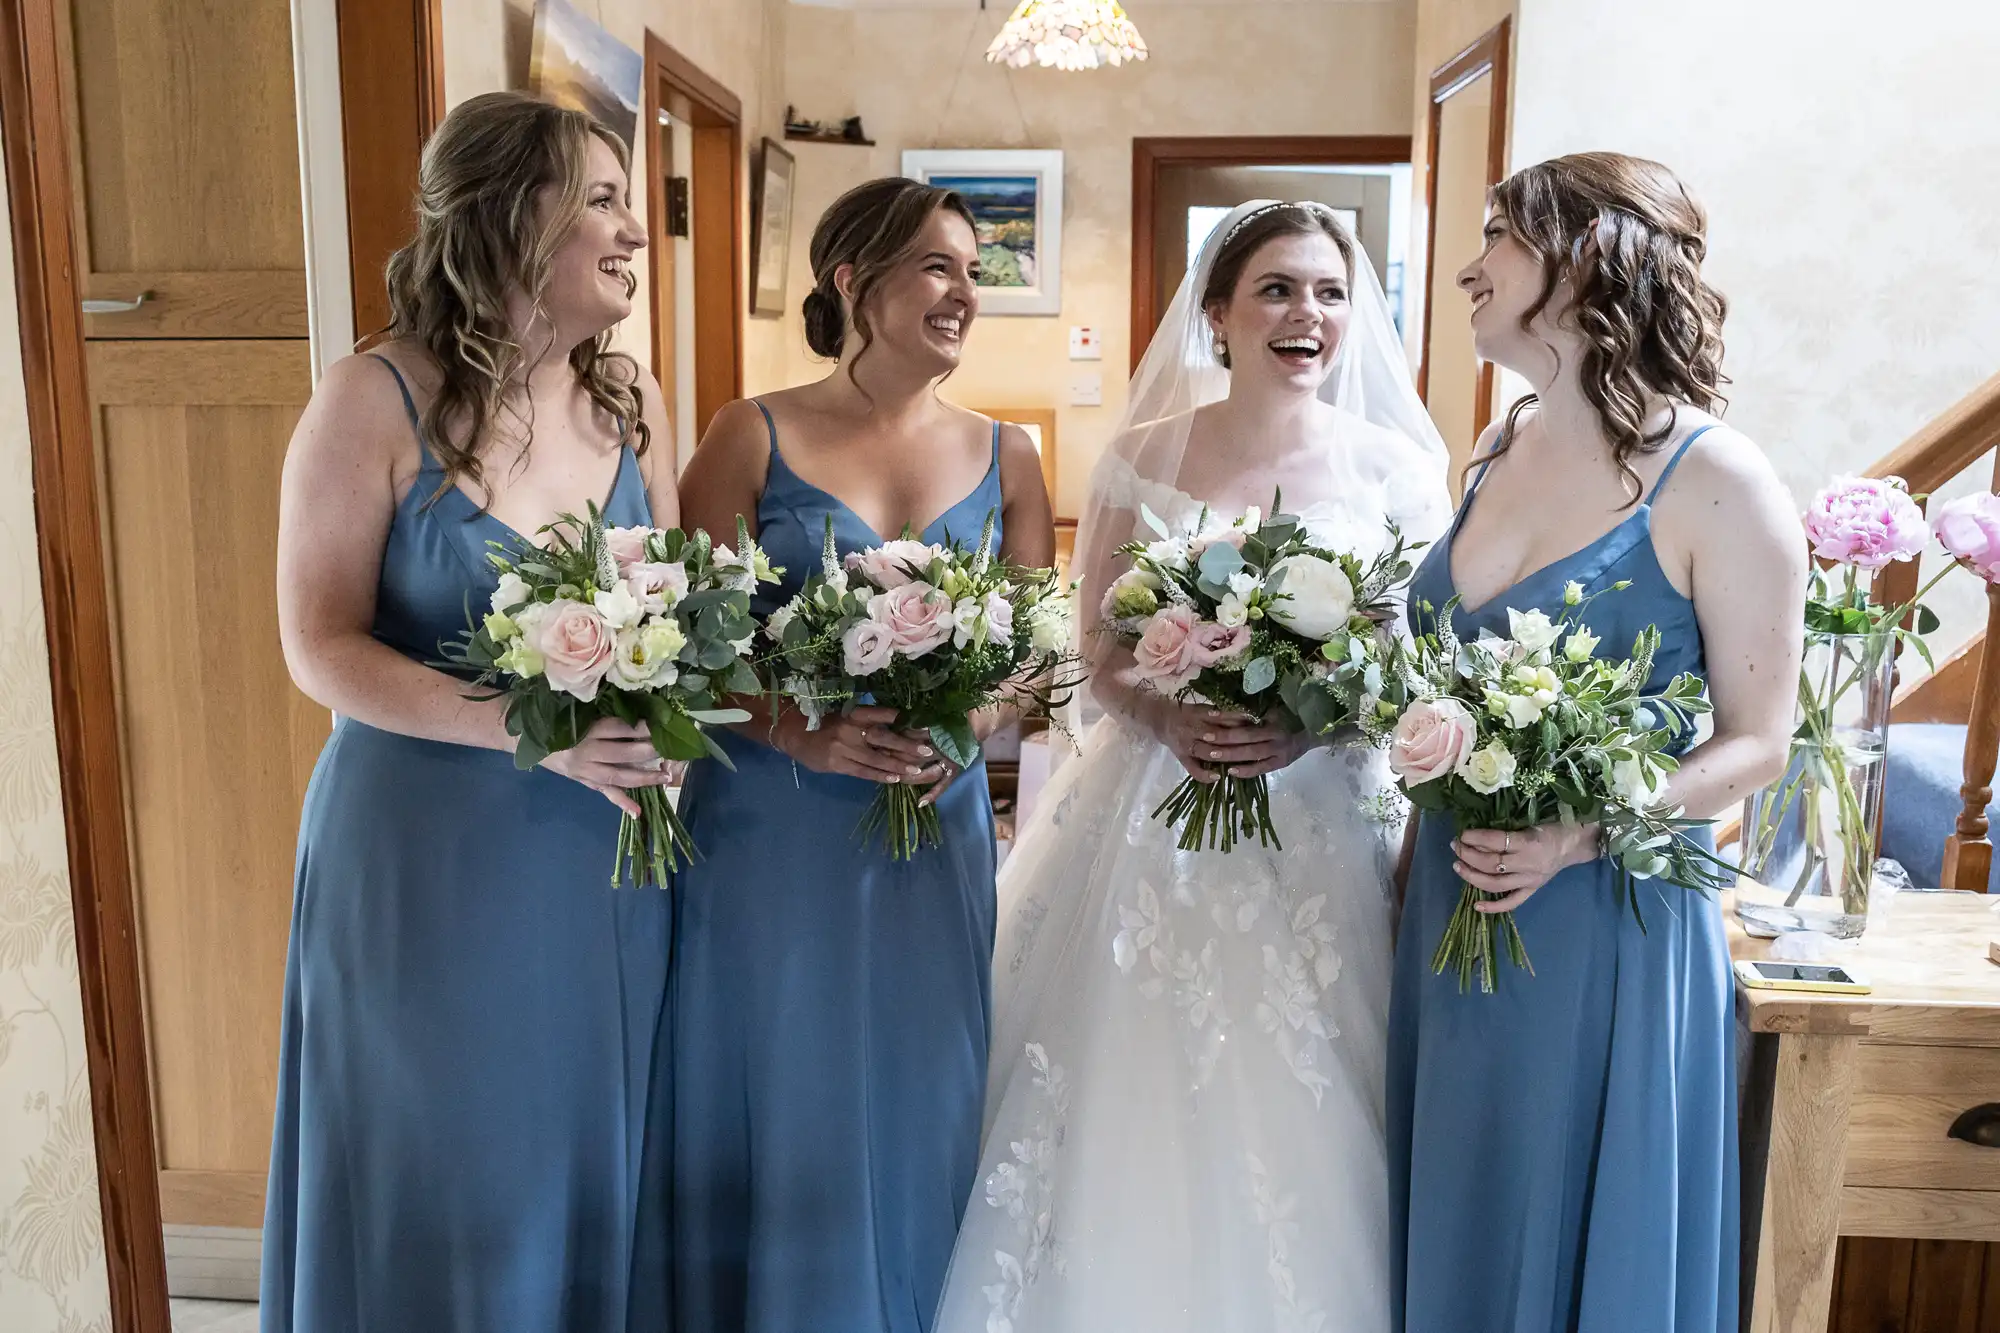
[933,201,1451,1333]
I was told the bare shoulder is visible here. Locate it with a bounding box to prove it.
[297,350,421,469]
[683,397,773,488]
[1669,414,1795,518]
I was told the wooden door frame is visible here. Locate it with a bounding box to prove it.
[0,0,169,1326]
[1129,135,1413,374]
[644,31,743,444]
[338,0,447,343]
[1416,15,1510,425]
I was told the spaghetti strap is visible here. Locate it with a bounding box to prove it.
[369,354,440,472]
[989,419,1001,466]
[1646,424,1716,505]
[752,399,779,455]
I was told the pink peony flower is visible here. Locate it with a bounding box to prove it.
[603,526,653,572]
[847,540,945,590]
[868,581,955,658]
[842,619,896,676]
[1388,697,1479,786]
[1934,492,2000,583]
[530,599,616,702]
[1188,620,1251,669]
[625,561,689,615]
[1803,476,1928,570]
[1130,605,1206,689]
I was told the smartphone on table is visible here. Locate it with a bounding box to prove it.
[1733,959,1872,995]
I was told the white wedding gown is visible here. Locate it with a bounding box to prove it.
[933,460,1427,1333]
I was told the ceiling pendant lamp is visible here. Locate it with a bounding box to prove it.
[985,0,1150,72]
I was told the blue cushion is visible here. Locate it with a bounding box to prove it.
[1881,723,1999,891]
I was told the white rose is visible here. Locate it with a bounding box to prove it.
[764,599,801,643]
[1027,600,1071,653]
[593,580,644,631]
[1456,741,1518,795]
[1507,608,1561,655]
[1266,554,1355,640]
[1145,539,1191,572]
[1215,593,1251,628]
[490,571,531,614]
[1611,755,1668,811]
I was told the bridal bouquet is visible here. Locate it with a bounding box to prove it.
[1103,498,1419,852]
[763,511,1078,859]
[441,507,778,887]
[1385,583,1732,993]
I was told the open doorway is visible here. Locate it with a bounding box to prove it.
[643,35,742,469]
[1131,136,1415,375]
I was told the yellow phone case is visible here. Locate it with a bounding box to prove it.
[1733,959,1871,996]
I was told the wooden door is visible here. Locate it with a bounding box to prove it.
[60,0,319,1228]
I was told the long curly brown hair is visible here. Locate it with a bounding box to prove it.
[378,91,648,501]
[1483,152,1728,503]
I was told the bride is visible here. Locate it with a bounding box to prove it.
[932,201,1451,1333]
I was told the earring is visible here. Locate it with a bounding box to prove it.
[1214,337,1228,359]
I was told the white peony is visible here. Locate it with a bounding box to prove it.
[1507,607,1562,655]
[1266,554,1355,640]
[490,571,531,614]
[1027,599,1071,653]
[1456,741,1518,795]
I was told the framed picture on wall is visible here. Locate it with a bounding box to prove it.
[971,406,1058,511]
[903,149,1063,315]
[751,138,796,317]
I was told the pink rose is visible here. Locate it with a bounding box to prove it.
[1188,529,1249,560]
[846,540,945,590]
[626,561,689,615]
[842,619,896,676]
[1803,476,1928,570]
[1189,620,1251,669]
[1934,492,2000,582]
[1130,605,1206,689]
[869,581,955,658]
[530,599,616,702]
[603,526,653,572]
[1388,697,1479,786]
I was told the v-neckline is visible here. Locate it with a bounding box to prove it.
[452,446,638,549]
[1444,505,1649,617]
[776,445,997,546]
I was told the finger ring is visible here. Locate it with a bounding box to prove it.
[1503,833,1512,853]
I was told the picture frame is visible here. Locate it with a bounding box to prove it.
[972,406,1058,509]
[750,138,796,318]
[529,0,643,150]
[903,149,1063,316]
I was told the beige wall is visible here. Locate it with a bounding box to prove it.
[439,0,794,398]
[0,154,114,1332]
[774,1,1417,517]
[1511,0,2000,651]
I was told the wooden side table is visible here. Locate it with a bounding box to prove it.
[1731,889,2000,1332]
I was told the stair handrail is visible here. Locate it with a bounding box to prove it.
[1864,368,2000,893]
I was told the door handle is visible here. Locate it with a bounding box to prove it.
[81,290,153,314]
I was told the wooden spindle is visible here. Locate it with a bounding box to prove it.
[1941,450,2000,893]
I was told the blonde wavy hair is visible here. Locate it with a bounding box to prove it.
[379,91,648,500]
[1483,151,1728,504]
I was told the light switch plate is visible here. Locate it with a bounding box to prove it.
[1068,371,1103,407]
[1069,325,1101,360]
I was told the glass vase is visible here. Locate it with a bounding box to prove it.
[1735,630,1896,939]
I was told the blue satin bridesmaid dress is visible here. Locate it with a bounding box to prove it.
[1386,426,1738,1332]
[670,402,1001,1333]
[261,357,672,1332]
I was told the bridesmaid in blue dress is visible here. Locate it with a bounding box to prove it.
[1387,154,1806,1332]
[670,177,1055,1333]
[264,94,679,1331]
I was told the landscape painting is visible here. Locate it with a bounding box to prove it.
[902,150,1063,315]
[529,0,643,150]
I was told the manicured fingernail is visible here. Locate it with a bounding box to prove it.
[908,766,923,776]
[920,746,933,756]
[888,776,900,784]
[1201,733,1215,742]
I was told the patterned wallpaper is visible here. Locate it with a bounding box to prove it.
[0,173,112,1330]
[1511,0,2000,653]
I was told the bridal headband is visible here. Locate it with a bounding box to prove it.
[1218,200,1343,248]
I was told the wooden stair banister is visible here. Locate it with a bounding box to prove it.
[1865,369,2000,892]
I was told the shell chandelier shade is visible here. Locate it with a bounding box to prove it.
[985,0,1149,71]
